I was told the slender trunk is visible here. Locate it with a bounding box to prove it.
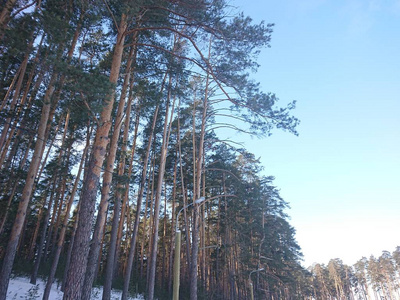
[102,43,137,300]
[63,15,127,300]
[0,0,17,40]
[147,77,176,300]
[48,122,72,257]
[0,133,33,235]
[161,183,168,287]
[168,160,178,293]
[82,36,134,300]
[121,106,159,300]
[140,160,153,278]
[177,111,191,267]
[27,207,43,260]
[61,202,80,292]
[42,125,91,300]
[0,34,35,150]
[30,177,57,284]
[190,40,211,300]
[0,58,46,169]
[114,111,140,276]
[0,72,56,298]
[146,168,156,285]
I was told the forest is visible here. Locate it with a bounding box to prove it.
[0,1,399,300]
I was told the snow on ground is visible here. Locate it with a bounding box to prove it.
[6,276,143,300]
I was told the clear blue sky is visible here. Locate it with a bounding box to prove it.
[232,0,400,266]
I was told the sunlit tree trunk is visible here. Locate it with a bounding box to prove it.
[63,14,128,300]
[102,44,137,300]
[81,36,134,300]
[0,56,61,295]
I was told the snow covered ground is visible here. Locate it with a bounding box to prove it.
[6,276,143,300]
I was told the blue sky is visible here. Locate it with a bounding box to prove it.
[232,0,400,266]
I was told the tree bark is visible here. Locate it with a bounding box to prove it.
[63,14,128,300]
[42,124,91,300]
[30,178,56,284]
[114,111,139,277]
[0,73,56,299]
[147,76,176,300]
[121,105,159,300]
[81,30,133,300]
[0,34,35,150]
[101,44,137,300]
[0,0,17,38]
[190,43,211,300]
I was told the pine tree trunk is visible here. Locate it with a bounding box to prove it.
[30,175,57,284]
[27,206,43,260]
[168,161,178,293]
[61,202,80,292]
[0,0,17,39]
[81,33,133,300]
[0,73,56,299]
[0,35,35,150]
[161,184,168,288]
[177,113,191,267]
[139,163,153,278]
[63,14,128,300]
[0,134,33,235]
[102,44,137,300]
[42,125,90,300]
[114,112,139,277]
[147,78,177,300]
[190,47,210,300]
[0,57,46,168]
[121,105,159,300]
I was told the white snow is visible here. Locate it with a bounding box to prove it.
[6,276,143,300]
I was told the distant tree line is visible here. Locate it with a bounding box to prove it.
[306,247,400,300]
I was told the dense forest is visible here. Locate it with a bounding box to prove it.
[0,1,399,300]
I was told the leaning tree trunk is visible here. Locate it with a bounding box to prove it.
[42,124,91,300]
[0,0,17,39]
[101,43,137,300]
[30,176,57,285]
[147,74,177,300]
[81,34,133,300]
[0,72,56,299]
[168,160,178,293]
[190,46,211,300]
[0,34,45,168]
[0,34,35,150]
[30,110,70,284]
[114,111,140,277]
[63,14,128,300]
[121,105,159,300]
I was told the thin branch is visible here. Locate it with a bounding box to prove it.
[207,123,253,135]
[79,91,99,126]
[103,0,119,32]
[10,0,38,18]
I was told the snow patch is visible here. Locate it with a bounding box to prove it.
[6,276,143,300]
